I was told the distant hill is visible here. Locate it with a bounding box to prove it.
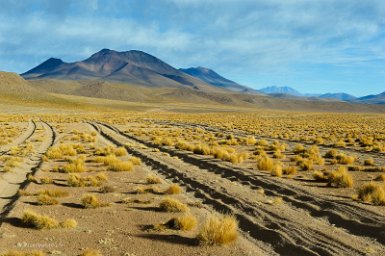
[357,91,385,104]
[22,49,219,92]
[319,93,357,101]
[0,71,70,106]
[179,67,256,93]
[258,86,302,96]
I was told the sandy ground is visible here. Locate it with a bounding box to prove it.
[0,119,384,255]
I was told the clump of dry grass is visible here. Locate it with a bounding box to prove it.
[164,184,182,194]
[293,144,306,154]
[37,194,59,205]
[108,160,133,172]
[283,166,297,176]
[27,173,38,183]
[21,210,75,230]
[270,164,282,177]
[163,214,197,231]
[38,189,69,198]
[18,189,33,196]
[61,157,86,173]
[197,214,238,245]
[257,156,274,171]
[146,175,163,184]
[356,183,385,205]
[159,197,189,212]
[81,194,110,208]
[245,136,257,145]
[39,177,53,184]
[46,144,76,159]
[79,249,102,256]
[67,173,106,187]
[130,156,142,165]
[336,153,355,165]
[60,218,77,229]
[313,170,330,181]
[193,143,212,155]
[114,147,127,156]
[324,149,339,159]
[133,185,160,194]
[297,158,313,171]
[22,210,58,229]
[327,166,354,188]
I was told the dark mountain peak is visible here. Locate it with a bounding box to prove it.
[39,57,64,68]
[21,57,65,77]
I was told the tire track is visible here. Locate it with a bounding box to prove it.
[0,120,36,157]
[0,121,55,223]
[92,122,383,256]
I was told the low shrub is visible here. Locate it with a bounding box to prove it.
[327,167,353,188]
[164,214,197,231]
[356,183,385,205]
[197,214,238,245]
[159,197,189,212]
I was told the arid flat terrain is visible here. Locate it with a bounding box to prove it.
[0,109,384,255]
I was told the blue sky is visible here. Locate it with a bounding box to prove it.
[1,0,385,96]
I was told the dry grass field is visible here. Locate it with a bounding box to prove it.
[0,108,384,255]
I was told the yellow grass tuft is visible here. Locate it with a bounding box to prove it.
[146,175,163,184]
[257,156,274,171]
[38,189,69,198]
[60,218,77,229]
[61,157,86,173]
[107,160,133,172]
[164,184,182,194]
[328,166,354,188]
[164,214,197,231]
[283,166,297,176]
[22,210,59,229]
[270,164,283,177]
[81,194,109,208]
[356,183,385,205]
[114,147,127,156]
[39,177,53,184]
[159,197,189,212]
[197,214,238,245]
[313,170,330,181]
[37,194,59,205]
[129,156,142,165]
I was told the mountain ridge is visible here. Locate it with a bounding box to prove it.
[179,66,256,93]
[22,49,220,92]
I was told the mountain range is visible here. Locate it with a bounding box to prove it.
[257,86,385,104]
[19,48,385,106]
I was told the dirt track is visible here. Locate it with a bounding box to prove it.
[0,121,54,219]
